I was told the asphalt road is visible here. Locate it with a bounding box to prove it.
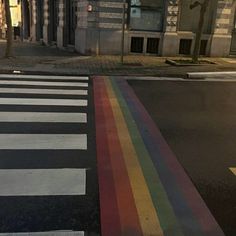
[129,79,236,236]
[0,75,100,235]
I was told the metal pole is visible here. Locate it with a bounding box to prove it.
[20,0,24,41]
[120,0,125,64]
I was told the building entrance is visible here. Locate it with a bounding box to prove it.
[36,0,44,40]
[64,0,77,46]
[49,0,59,42]
[22,0,30,39]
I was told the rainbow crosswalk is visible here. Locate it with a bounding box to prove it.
[94,76,225,236]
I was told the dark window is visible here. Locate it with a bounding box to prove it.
[179,39,192,55]
[200,40,208,55]
[146,38,159,54]
[131,37,144,53]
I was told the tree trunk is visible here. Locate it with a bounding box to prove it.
[192,0,210,64]
[4,0,13,58]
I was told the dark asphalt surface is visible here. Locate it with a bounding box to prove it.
[129,79,236,236]
[0,76,100,234]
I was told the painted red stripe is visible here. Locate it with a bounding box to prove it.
[101,79,143,235]
[94,77,122,236]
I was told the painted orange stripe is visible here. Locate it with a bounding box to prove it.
[105,79,164,236]
[100,77,143,235]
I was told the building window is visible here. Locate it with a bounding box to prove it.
[146,38,159,54]
[200,40,208,55]
[179,39,192,55]
[129,0,163,31]
[130,37,144,53]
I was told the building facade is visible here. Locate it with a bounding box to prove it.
[0,0,31,40]
[2,0,236,56]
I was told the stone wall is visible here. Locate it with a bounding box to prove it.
[75,0,128,55]
[162,0,180,56]
[210,0,234,56]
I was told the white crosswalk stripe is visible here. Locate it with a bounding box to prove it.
[0,88,88,95]
[0,169,86,196]
[0,75,95,234]
[0,80,88,87]
[0,98,88,106]
[0,134,87,149]
[0,74,89,81]
[0,112,87,123]
[0,232,84,236]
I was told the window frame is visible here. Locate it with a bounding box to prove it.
[128,0,164,32]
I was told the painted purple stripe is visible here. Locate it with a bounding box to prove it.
[116,78,224,236]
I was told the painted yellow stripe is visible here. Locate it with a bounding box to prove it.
[105,78,164,236]
[229,168,236,175]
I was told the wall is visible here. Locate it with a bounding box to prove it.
[210,0,234,57]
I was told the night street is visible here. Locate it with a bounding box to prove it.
[0,74,235,235]
[129,77,236,236]
[1,0,236,234]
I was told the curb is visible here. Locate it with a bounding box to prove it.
[166,59,216,67]
[187,71,236,79]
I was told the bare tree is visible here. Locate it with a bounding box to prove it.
[190,0,210,63]
[4,0,13,58]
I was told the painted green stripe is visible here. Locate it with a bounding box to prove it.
[110,77,184,236]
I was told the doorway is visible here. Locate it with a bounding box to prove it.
[22,0,30,39]
[36,0,44,40]
[64,0,77,46]
[48,0,59,43]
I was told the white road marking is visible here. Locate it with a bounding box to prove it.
[229,167,236,175]
[0,80,88,87]
[0,74,89,81]
[0,87,88,95]
[125,76,236,82]
[0,169,86,196]
[0,112,87,123]
[0,231,84,236]
[188,71,236,78]
[0,134,87,150]
[0,98,87,106]
[125,76,184,81]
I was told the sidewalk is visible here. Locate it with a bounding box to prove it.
[0,41,236,77]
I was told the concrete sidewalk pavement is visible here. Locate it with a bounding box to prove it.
[0,41,236,77]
